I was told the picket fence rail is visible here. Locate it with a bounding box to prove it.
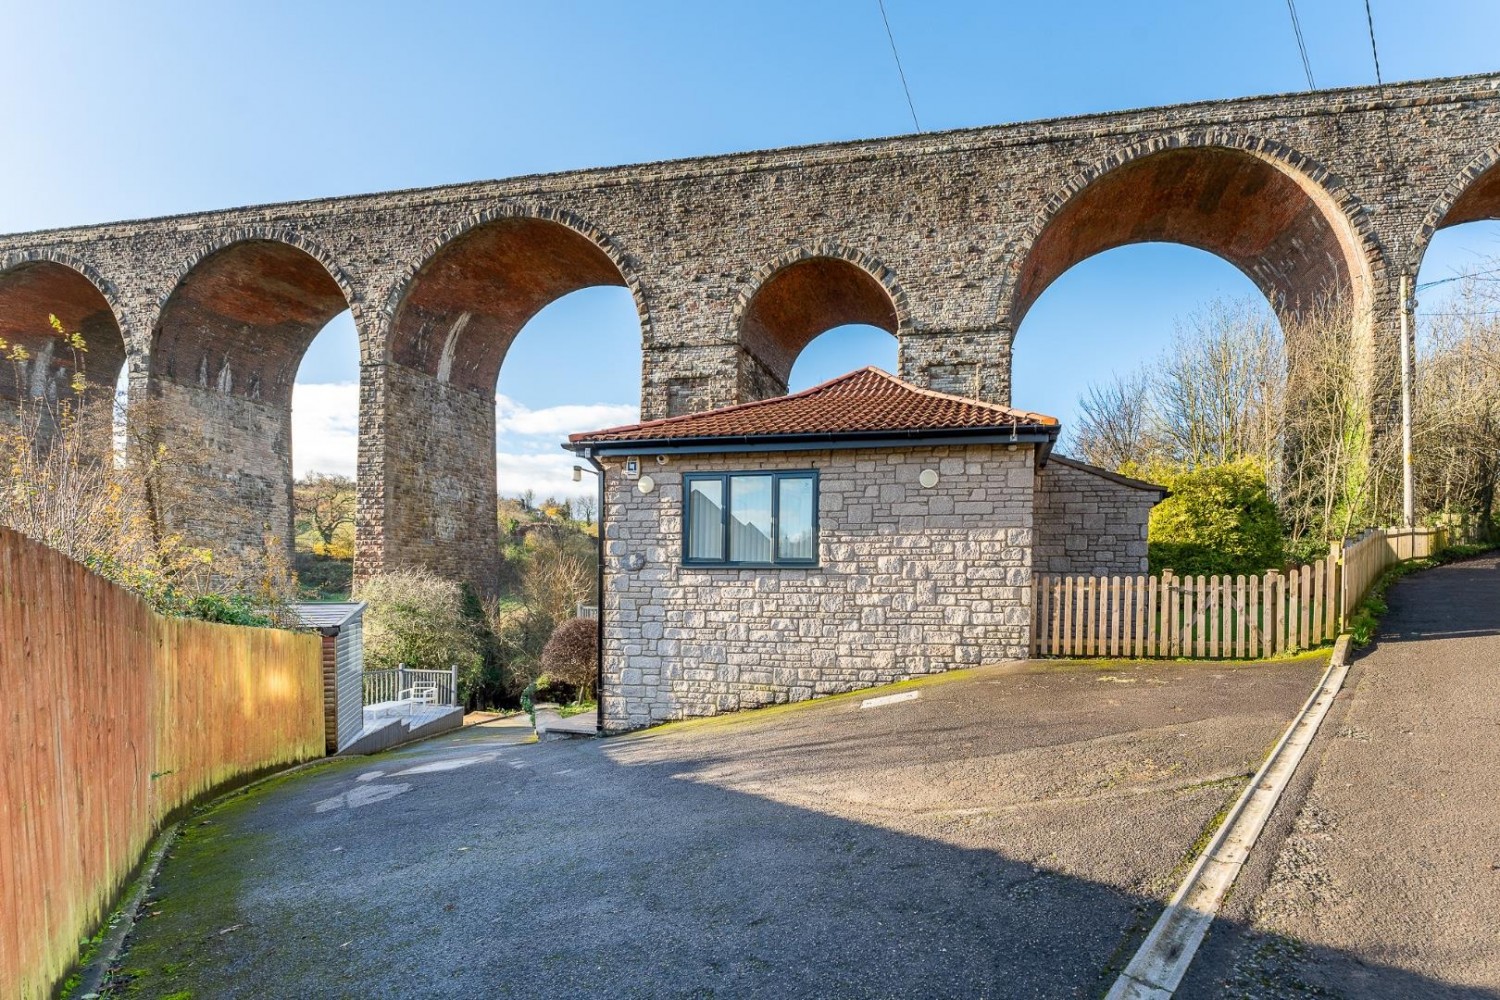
[1031,520,1485,661]
[363,665,460,707]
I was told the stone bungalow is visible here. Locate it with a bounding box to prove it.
[567,368,1165,732]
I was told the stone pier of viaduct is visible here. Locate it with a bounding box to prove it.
[2,72,1498,593]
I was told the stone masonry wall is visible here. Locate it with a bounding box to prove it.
[1033,458,1159,576]
[599,443,1036,731]
[374,362,501,593]
[1,73,1497,588]
[152,379,295,567]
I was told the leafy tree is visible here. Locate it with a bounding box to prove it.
[294,472,356,556]
[357,570,482,682]
[1141,459,1285,576]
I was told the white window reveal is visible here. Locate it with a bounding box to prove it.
[683,470,819,567]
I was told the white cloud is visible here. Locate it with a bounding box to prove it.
[289,382,622,503]
[495,449,595,504]
[495,393,637,437]
[291,382,359,478]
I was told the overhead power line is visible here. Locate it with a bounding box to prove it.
[1363,0,1384,86]
[1284,0,1316,89]
[1417,265,1500,292]
[877,0,922,133]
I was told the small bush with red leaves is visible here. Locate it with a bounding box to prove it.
[540,616,598,702]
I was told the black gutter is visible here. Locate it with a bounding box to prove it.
[584,451,607,737]
[566,425,1060,457]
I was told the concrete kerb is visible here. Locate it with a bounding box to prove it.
[65,824,178,1000]
[1105,634,1355,999]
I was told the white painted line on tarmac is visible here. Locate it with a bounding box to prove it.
[860,690,921,709]
[1105,636,1354,999]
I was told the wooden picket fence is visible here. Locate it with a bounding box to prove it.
[1339,519,1482,614]
[1032,520,1486,661]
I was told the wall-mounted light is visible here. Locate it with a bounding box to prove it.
[637,475,656,494]
[918,469,939,489]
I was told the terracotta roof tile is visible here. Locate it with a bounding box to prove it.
[568,367,1058,446]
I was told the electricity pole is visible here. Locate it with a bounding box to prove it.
[1399,274,1416,528]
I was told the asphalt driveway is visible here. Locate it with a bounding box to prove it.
[107,657,1321,999]
[1183,552,1500,999]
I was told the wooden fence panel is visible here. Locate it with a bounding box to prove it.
[1028,524,1459,661]
[0,528,323,1000]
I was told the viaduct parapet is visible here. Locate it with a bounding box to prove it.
[3,72,1498,591]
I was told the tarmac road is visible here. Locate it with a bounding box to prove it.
[106,657,1321,999]
[1182,552,1500,999]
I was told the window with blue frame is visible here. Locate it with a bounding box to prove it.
[683,470,819,566]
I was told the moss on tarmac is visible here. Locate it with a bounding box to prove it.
[104,758,366,998]
[101,656,1324,998]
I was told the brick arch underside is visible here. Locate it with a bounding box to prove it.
[1436,159,1500,232]
[389,217,630,397]
[1010,146,1362,330]
[0,261,126,436]
[148,240,352,565]
[152,240,349,406]
[739,257,900,399]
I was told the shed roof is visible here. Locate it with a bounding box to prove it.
[290,602,366,630]
[1048,455,1169,497]
[567,367,1059,451]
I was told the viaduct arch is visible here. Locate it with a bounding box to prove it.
[0,71,1497,592]
[0,252,126,455]
[372,207,647,587]
[734,245,908,404]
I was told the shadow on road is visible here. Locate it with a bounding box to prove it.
[107,654,1499,999]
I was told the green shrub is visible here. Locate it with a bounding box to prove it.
[356,570,482,695]
[294,551,352,600]
[181,592,271,627]
[1145,459,1285,576]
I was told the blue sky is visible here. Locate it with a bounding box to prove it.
[4,1,1498,498]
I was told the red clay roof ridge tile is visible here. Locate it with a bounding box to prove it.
[568,367,1061,445]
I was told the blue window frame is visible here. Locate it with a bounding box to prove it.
[683,470,819,567]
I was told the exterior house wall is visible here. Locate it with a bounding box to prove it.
[333,613,365,752]
[598,443,1036,731]
[1033,458,1158,575]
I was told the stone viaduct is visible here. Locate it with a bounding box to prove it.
[2,72,1498,593]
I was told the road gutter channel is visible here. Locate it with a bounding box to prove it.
[1106,635,1354,1000]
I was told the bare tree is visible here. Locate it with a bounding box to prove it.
[522,534,593,625]
[1273,298,1389,545]
[574,493,598,526]
[1151,298,1284,470]
[1069,368,1157,470]
[1413,279,1500,530]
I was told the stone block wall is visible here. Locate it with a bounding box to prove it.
[1033,457,1161,576]
[151,379,294,566]
[598,443,1037,731]
[374,362,500,593]
[1,73,1497,589]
